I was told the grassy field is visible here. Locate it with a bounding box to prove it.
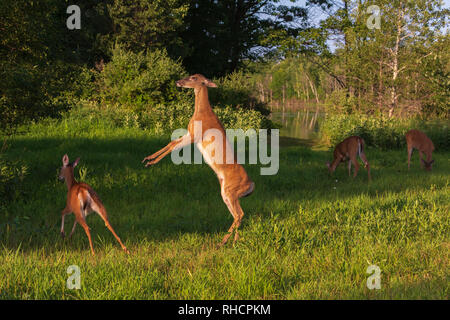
[0,119,448,299]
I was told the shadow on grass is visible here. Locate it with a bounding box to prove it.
[1,135,448,253]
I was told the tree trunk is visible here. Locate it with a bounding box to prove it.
[389,7,403,118]
[378,56,383,111]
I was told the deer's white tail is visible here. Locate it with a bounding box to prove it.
[357,138,367,165]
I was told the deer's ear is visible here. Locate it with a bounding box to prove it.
[62,154,69,166]
[205,79,217,88]
[72,157,80,167]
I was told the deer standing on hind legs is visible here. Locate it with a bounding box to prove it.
[405,129,435,171]
[326,136,371,181]
[142,74,254,247]
[59,154,129,256]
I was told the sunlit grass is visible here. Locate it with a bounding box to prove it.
[0,119,448,299]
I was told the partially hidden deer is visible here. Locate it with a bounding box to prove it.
[326,136,371,181]
[142,74,254,247]
[59,154,129,255]
[405,129,435,171]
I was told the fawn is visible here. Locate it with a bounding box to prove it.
[405,129,435,171]
[59,154,129,255]
[326,136,371,181]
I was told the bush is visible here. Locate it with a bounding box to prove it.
[214,106,272,131]
[0,158,28,209]
[96,45,191,110]
[319,113,449,150]
[209,71,271,116]
[28,101,272,137]
[0,64,68,134]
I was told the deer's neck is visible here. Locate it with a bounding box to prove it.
[194,86,213,115]
[65,174,76,191]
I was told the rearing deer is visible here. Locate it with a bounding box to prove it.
[326,136,371,181]
[59,154,129,255]
[405,129,435,171]
[142,74,254,246]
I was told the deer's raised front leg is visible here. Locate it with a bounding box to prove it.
[142,134,193,167]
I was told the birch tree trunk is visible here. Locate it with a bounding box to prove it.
[388,7,404,118]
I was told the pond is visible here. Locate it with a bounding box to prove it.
[269,109,323,141]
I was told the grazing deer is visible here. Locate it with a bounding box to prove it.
[405,129,435,171]
[142,74,254,246]
[326,136,371,181]
[59,154,129,255]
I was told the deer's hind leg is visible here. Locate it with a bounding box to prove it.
[60,207,71,238]
[231,198,245,243]
[407,145,413,170]
[219,194,239,247]
[359,151,371,181]
[74,193,95,256]
[68,220,77,238]
[219,180,252,246]
[90,201,129,254]
[218,178,244,247]
[74,209,94,256]
[350,155,360,178]
[419,150,424,168]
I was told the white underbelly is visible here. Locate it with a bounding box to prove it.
[196,137,234,179]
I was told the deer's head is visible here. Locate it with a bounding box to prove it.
[421,159,434,171]
[59,154,80,181]
[176,74,217,89]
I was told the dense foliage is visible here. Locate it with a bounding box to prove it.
[319,114,449,150]
[1,0,448,133]
[95,46,189,109]
[2,0,302,132]
[253,1,449,118]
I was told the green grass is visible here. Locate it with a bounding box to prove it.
[0,119,449,299]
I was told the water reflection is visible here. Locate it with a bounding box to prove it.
[270,109,323,140]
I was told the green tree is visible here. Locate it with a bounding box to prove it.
[105,0,189,56]
[181,0,310,77]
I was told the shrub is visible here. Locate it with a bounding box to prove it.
[0,64,67,134]
[96,45,191,110]
[30,101,272,137]
[0,158,28,209]
[214,106,272,131]
[319,113,449,150]
[209,71,271,116]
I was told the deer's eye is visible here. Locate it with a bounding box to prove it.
[192,77,197,80]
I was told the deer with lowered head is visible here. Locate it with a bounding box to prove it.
[59,154,129,255]
[405,129,435,171]
[326,136,371,181]
[142,74,254,247]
